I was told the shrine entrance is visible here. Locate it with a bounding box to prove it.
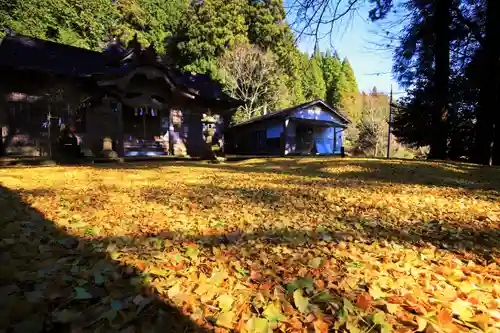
[122,106,169,156]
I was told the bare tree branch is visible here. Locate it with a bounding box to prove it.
[219,43,286,123]
[286,0,364,44]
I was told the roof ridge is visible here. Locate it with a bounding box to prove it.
[3,34,103,55]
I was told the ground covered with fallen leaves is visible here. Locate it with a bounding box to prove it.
[1,158,500,333]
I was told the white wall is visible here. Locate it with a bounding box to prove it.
[292,105,345,125]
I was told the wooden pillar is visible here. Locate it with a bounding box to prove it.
[281,117,289,157]
[168,107,174,155]
[116,102,124,156]
[333,127,337,153]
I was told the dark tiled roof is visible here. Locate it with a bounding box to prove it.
[0,34,242,107]
[168,68,234,103]
[230,99,351,128]
[0,35,110,76]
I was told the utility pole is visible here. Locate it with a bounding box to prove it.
[386,84,393,159]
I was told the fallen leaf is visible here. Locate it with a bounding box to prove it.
[381,323,393,333]
[416,317,427,332]
[293,289,310,313]
[209,271,227,285]
[217,294,234,312]
[263,303,285,323]
[3,158,500,333]
[93,271,105,285]
[308,257,323,269]
[288,317,303,330]
[313,319,329,333]
[313,291,332,303]
[369,284,387,300]
[216,311,235,329]
[489,310,500,321]
[470,314,490,330]
[451,299,474,321]
[74,287,92,300]
[356,293,372,310]
[185,246,200,259]
[346,318,362,333]
[246,317,270,333]
[372,311,386,325]
[251,270,263,281]
[386,303,399,314]
[286,278,314,292]
[437,308,453,325]
[343,299,355,313]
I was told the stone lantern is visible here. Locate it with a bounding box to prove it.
[201,113,217,145]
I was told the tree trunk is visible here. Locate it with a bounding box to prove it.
[490,1,500,166]
[475,0,500,166]
[428,0,451,160]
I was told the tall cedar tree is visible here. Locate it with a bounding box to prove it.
[246,0,306,105]
[321,50,343,107]
[340,57,361,123]
[301,46,326,101]
[475,0,500,165]
[341,58,359,95]
[174,0,248,76]
[428,0,452,160]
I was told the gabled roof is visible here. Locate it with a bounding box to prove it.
[230,99,351,128]
[0,34,243,108]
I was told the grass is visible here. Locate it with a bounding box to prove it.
[0,157,499,333]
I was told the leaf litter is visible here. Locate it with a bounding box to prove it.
[0,158,499,332]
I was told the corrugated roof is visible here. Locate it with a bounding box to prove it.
[230,99,351,128]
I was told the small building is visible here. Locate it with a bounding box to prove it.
[0,34,241,159]
[226,100,350,156]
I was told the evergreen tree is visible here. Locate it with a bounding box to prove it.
[321,49,343,107]
[246,0,305,105]
[427,0,453,160]
[337,57,361,123]
[474,0,500,165]
[172,0,248,75]
[301,48,326,101]
[114,0,187,52]
[341,57,359,95]
[246,0,288,50]
[3,0,120,50]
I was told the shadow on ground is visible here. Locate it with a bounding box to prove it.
[0,185,210,333]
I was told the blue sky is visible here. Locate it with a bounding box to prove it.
[289,2,404,95]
